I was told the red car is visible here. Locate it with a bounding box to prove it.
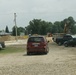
[26,36,49,55]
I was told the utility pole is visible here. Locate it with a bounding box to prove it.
[14,13,17,41]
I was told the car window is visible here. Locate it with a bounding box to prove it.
[28,37,44,42]
[73,38,76,41]
[69,39,73,41]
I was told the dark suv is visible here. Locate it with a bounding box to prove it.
[26,36,49,55]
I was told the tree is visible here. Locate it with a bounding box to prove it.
[46,22,53,33]
[5,26,9,33]
[68,16,76,33]
[61,16,76,34]
[39,21,47,35]
[25,16,76,35]
[27,19,53,35]
[29,19,41,34]
[12,26,26,36]
[54,21,63,33]
[12,26,19,36]
[18,27,25,35]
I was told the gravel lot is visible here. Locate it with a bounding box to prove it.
[0,41,76,75]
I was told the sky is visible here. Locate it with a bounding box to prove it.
[0,0,76,31]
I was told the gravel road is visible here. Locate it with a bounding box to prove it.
[0,42,76,75]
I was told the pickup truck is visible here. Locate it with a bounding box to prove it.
[64,38,76,47]
[55,34,73,45]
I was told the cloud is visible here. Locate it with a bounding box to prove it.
[0,0,76,30]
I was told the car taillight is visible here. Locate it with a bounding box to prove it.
[42,42,46,46]
[40,42,46,48]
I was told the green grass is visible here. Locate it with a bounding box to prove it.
[0,45,26,54]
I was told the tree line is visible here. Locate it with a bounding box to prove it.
[5,16,76,36]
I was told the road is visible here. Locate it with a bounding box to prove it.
[0,42,76,75]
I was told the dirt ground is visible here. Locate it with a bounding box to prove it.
[0,40,76,75]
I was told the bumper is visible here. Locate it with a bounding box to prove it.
[27,48,47,53]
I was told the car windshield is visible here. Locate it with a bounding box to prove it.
[28,37,44,42]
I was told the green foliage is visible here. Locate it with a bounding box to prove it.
[11,16,76,35]
[60,16,76,34]
[52,21,63,33]
[29,19,41,34]
[25,17,76,35]
[12,26,16,36]
[68,16,76,33]
[0,46,25,54]
[18,27,25,35]
[27,19,53,35]
[71,25,76,34]
[12,26,25,36]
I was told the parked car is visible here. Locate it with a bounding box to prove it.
[64,38,76,47]
[55,34,73,45]
[0,44,2,49]
[0,42,5,49]
[26,36,49,55]
[52,33,65,42]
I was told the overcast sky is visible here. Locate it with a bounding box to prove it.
[0,0,76,31]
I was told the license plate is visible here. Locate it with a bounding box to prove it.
[34,44,38,47]
[32,43,39,47]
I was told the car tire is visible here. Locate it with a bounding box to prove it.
[64,43,68,47]
[45,52,48,54]
[44,51,48,54]
[0,42,5,48]
[0,44,2,50]
[72,45,75,47]
[58,42,62,46]
[27,52,30,55]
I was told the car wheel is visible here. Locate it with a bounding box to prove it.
[58,42,62,46]
[45,52,48,54]
[72,45,75,47]
[27,52,30,55]
[0,42,5,48]
[44,50,48,54]
[44,49,48,54]
[0,44,2,50]
[64,43,68,47]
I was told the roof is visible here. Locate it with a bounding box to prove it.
[0,32,11,36]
